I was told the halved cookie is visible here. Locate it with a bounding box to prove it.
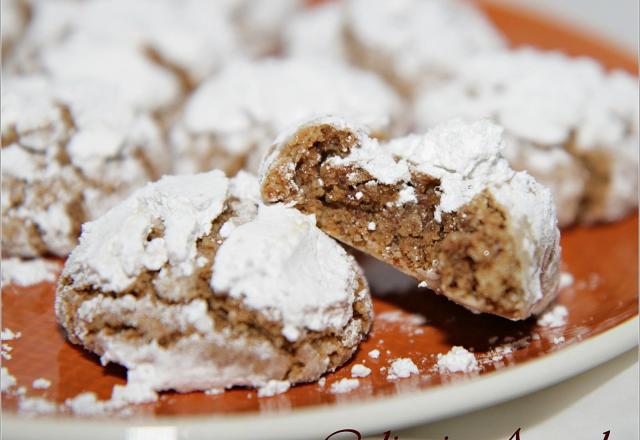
[260,117,561,320]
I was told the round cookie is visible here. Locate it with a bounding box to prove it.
[55,171,372,392]
[414,48,639,226]
[1,76,168,257]
[344,0,505,96]
[170,58,405,175]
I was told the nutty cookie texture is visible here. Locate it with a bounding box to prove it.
[415,48,639,227]
[55,171,372,392]
[1,76,168,257]
[260,117,561,320]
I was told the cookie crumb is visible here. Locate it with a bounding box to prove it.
[436,346,478,373]
[351,364,371,378]
[257,380,290,398]
[32,378,51,389]
[1,258,59,287]
[204,388,225,396]
[18,397,57,415]
[387,358,419,380]
[368,349,380,359]
[1,367,17,392]
[537,304,568,328]
[559,272,574,289]
[330,378,360,394]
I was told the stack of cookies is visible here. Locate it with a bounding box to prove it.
[1,0,637,396]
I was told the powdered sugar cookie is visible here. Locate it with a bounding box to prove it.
[261,117,561,320]
[170,58,405,175]
[414,48,639,226]
[55,171,372,392]
[1,76,168,257]
[344,0,505,96]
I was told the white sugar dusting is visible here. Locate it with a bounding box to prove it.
[436,346,479,373]
[32,378,52,389]
[346,0,504,88]
[212,203,361,342]
[330,378,360,394]
[64,171,229,292]
[257,380,291,398]
[537,304,568,328]
[368,349,381,359]
[351,364,372,378]
[1,328,21,341]
[1,258,59,287]
[387,358,419,380]
[559,272,574,289]
[1,367,17,392]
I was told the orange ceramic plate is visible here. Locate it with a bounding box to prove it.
[2,2,638,439]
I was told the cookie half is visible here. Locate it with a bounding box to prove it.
[260,117,561,320]
[55,171,372,392]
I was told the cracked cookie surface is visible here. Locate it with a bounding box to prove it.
[55,171,372,392]
[1,76,169,257]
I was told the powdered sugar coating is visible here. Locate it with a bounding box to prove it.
[283,2,348,63]
[63,171,229,292]
[345,0,504,91]
[12,0,238,104]
[436,346,478,373]
[212,203,362,342]
[1,76,168,257]
[415,49,639,225]
[57,172,372,392]
[171,59,403,174]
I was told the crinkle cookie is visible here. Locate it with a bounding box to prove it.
[1,76,168,257]
[344,0,505,96]
[170,58,405,175]
[55,171,372,392]
[172,60,406,174]
[9,0,239,112]
[261,117,561,320]
[414,49,639,226]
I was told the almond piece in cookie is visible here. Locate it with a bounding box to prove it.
[55,171,372,392]
[260,117,561,320]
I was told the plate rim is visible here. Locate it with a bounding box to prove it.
[4,315,637,440]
